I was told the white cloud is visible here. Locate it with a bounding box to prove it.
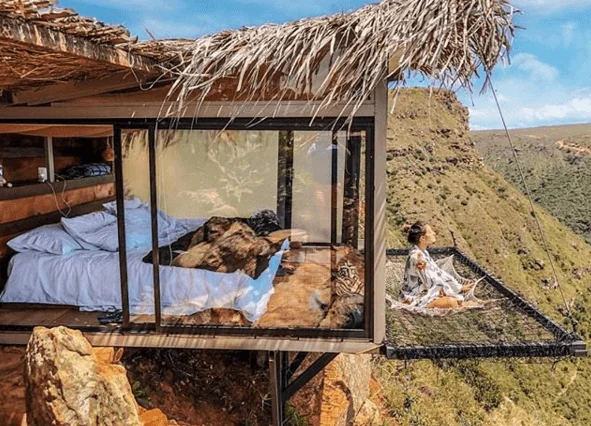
[518,97,591,122]
[561,22,576,47]
[470,124,489,131]
[511,53,559,81]
[462,80,591,130]
[496,93,511,103]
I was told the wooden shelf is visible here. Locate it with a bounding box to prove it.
[0,174,114,201]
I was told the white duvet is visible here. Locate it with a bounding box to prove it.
[1,241,287,322]
[0,203,288,322]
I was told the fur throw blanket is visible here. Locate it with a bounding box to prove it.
[143,210,284,279]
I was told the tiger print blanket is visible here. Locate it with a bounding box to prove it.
[142,212,283,280]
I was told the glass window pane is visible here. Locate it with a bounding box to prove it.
[122,128,367,331]
[120,129,156,326]
[155,130,278,218]
[291,131,347,243]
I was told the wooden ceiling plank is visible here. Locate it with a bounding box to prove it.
[11,71,153,105]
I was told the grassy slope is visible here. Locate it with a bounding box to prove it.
[472,125,591,245]
[375,88,591,426]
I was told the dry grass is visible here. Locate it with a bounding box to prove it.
[0,0,136,46]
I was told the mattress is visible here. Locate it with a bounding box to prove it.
[0,239,288,323]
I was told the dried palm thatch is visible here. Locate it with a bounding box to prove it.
[0,0,137,46]
[165,0,516,119]
[0,0,160,92]
[0,0,195,63]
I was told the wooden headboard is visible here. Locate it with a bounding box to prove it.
[0,176,115,290]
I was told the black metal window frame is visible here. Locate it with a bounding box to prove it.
[121,117,375,340]
[0,117,375,341]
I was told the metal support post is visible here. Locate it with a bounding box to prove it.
[269,351,285,426]
[268,351,338,425]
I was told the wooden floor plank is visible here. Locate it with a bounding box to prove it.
[50,309,105,328]
[130,314,155,324]
[0,307,70,326]
[0,306,157,328]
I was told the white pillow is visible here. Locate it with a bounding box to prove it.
[102,197,143,214]
[8,224,84,255]
[61,203,181,252]
[61,211,117,251]
[61,209,157,252]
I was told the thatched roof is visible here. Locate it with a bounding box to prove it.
[0,0,515,113]
[0,0,167,97]
[165,0,516,117]
[0,0,136,45]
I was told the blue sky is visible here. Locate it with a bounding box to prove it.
[59,0,591,130]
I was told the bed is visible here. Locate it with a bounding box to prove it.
[0,201,289,323]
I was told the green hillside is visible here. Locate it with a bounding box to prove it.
[472,124,591,245]
[376,88,591,426]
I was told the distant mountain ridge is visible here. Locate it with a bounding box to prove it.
[472,123,591,245]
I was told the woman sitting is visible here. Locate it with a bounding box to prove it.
[401,222,480,309]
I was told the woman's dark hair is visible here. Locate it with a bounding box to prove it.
[407,221,427,245]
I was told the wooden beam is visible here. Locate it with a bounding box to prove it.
[372,81,388,345]
[11,71,153,106]
[51,84,174,105]
[0,100,376,120]
[0,182,115,224]
[0,331,383,352]
[0,15,156,73]
[0,175,114,201]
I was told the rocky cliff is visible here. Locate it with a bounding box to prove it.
[375,88,591,426]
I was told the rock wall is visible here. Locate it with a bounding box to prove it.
[295,354,383,426]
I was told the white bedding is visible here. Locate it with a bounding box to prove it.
[0,215,288,322]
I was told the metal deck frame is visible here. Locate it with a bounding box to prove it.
[383,247,587,360]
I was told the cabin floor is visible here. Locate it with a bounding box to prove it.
[0,304,104,328]
[0,304,152,330]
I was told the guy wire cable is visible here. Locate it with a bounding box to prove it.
[488,76,577,334]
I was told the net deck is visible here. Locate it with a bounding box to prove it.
[383,247,586,360]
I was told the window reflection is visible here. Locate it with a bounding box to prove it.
[121,129,367,330]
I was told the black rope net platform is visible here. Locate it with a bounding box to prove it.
[383,247,587,360]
